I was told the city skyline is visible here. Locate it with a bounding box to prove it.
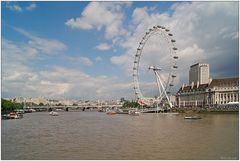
[2,1,239,100]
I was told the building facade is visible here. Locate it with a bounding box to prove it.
[189,63,210,85]
[177,78,239,108]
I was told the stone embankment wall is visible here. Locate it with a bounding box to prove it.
[172,104,239,113]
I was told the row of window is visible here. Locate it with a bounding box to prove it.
[180,101,204,106]
[215,87,238,90]
[216,93,238,99]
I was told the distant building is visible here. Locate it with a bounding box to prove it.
[30,97,48,105]
[12,97,25,103]
[189,63,210,85]
[176,78,239,107]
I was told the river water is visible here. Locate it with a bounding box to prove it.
[1,112,239,160]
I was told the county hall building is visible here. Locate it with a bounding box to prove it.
[176,63,239,108]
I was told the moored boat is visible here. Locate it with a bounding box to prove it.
[141,109,162,113]
[24,108,36,113]
[2,112,23,119]
[106,111,117,115]
[184,116,201,119]
[128,110,141,116]
[9,112,21,119]
[115,109,128,114]
[14,109,25,114]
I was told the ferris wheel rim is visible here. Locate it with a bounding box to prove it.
[132,25,178,104]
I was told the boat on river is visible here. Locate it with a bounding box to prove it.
[2,112,23,120]
[14,109,25,114]
[128,110,141,116]
[141,108,168,113]
[24,108,36,113]
[141,109,162,113]
[106,110,117,115]
[49,111,59,116]
[115,109,128,114]
[184,116,201,120]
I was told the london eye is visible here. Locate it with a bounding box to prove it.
[133,25,179,110]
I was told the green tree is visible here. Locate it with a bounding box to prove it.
[122,100,139,108]
[1,98,23,113]
[120,97,125,102]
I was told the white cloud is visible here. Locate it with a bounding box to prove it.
[96,43,111,51]
[65,2,131,39]
[37,66,133,99]
[65,18,93,30]
[67,56,93,66]
[2,34,69,98]
[2,42,132,99]
[95,56,103,62]
[5,2,37,12]
[26,3,37,11]
[6,2,22,12]
[13,27,67,54]
[2,32,132,100]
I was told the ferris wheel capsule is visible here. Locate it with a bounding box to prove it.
[173,56,178,59]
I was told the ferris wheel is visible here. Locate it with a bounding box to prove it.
[133,25,178,109]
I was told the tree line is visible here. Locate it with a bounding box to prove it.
[122,100,140,108]
[1,98,23,113]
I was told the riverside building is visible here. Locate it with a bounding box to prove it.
[176,63,239,108]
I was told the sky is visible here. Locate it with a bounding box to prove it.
[1,1,239,100]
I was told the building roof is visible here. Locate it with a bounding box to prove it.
[190,63,199,68]
[177,77,239,93]
[190,63,209,68]
[209,77,239,87]
[177,83,209,93]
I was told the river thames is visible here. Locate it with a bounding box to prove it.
[1,112,239,160]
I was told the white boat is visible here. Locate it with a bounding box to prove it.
[106,110,117,115]
[49,111,59,116]
[3,112,23,119]
[128,110,141,116]
[184,116,201,119]
[56,108,64,111]
[30,108,36,112]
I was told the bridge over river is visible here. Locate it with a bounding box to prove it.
[24,104,123,112]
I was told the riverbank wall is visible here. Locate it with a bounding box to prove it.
[172,104,239,113]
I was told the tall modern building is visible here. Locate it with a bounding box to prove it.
[189,63,209,85]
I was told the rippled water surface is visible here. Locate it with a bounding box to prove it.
[1,112,239,160]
